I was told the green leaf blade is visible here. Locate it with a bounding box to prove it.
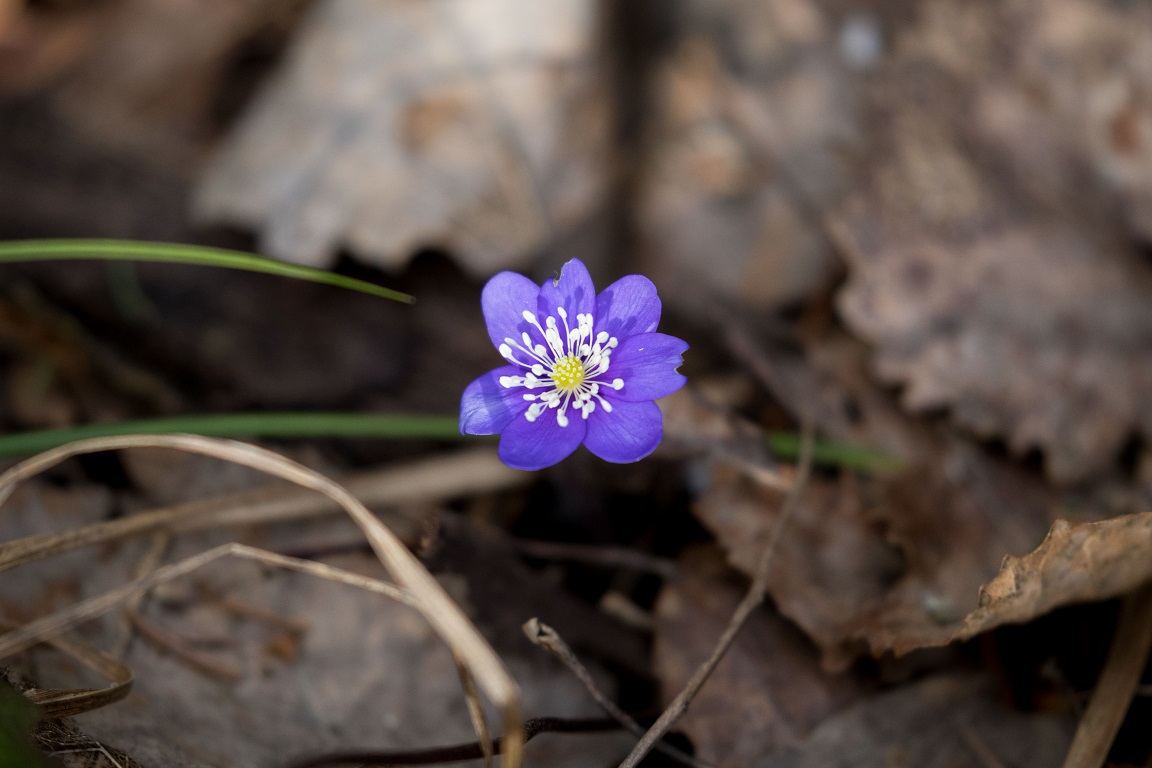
[0,239,414,303]
[0,413,468,458]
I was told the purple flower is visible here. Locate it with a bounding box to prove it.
[460,259,688,470]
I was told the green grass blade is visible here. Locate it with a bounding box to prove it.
[0,239,413,303]
[0,413,467,458]
[767,431,903,473]
[0,412,900,473]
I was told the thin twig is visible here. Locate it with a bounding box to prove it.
[218,596,310,633]
[524,618,713,768]
[125,610,242,682]
[616,422,816,768]
[509,539,678,579]
[112,531,171,659]
[960,724,1008,768]
[283,716,618,768]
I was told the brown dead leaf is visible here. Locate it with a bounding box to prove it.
[2,488,631,767]
[653,552,863,766]
[73,549,629,768]
[694,440,1063,667]
[639,0,853,308]
[754,674,1071,768]
[0,0,296,165]
[695,466,896,671]
[833,0,1152,484]
[949,512,1152,645]
[195,0,608,275]
[658,384,786,488]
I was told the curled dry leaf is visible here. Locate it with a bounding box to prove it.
[949,512,1152,644]
[833,0,1152,484]
[196,0,607,275]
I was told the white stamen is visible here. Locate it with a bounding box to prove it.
[499,304,624,427]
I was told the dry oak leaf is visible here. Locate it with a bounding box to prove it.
[195,0,607,276]
[948,511,1152,644]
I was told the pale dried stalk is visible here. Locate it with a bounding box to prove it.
[1062,582,1152,768]
[0,435,524,767]
[110,531,171,658]
[617,424,815,768]
[0,447,524,573]
[3,542,413,714]
[453,653,495,768]
[8,628,134,719]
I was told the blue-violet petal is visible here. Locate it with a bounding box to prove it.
[460,366,531,435]
[498,411,587,471]
[595,274,661,341]
[608,332,688,402]
[481,271,542,351]
[584,399,663,463]
[537,258,596,326]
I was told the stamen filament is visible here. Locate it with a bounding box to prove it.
[500,306,623,427]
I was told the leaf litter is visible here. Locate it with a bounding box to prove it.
[195,0,608,276]
[4,0,1152,765]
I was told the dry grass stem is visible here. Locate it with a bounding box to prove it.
[0,435,524,767]
[9,628,135,719]
[0,447,524,574]
[453,653,495,768]
[110,531,171,658]
[616,422,815,768]
[125,609,242,681]
[1062,582,1152,768]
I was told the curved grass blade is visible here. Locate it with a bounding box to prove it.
[0,414,465,458]
[767,431,902,473]
[0,239,413,303]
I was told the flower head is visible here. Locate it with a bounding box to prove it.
[460,259,688,470]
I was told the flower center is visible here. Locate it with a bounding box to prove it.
[496,306,626,427]
[551,355,585,391]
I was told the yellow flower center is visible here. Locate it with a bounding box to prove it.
[551,355,586,391]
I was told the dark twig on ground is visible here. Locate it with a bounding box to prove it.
[616,422,815,768]
[282,716,620,768]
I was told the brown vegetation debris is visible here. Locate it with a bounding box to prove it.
[755,674,1071,768]
[949,512,1152,645]
[195,0,609,275]
[693,442,1062,667]
[833,0,1152,484]
[638,0,852,309]
[653,553,864,767]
